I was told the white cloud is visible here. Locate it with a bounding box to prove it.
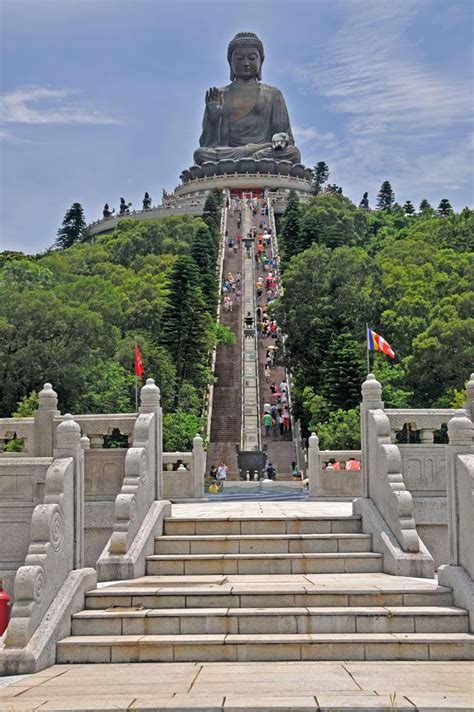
[0,87,122,125]
[292,0,473,206]
[293,125,338,148]
[0,129,31,143]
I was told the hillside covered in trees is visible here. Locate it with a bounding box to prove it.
[0,191,225,450]
[276,190,473,448]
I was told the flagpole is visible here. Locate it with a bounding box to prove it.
[134,337,138,412]
[366,323,370,374]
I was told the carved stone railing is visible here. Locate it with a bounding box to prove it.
[438,410,474,631]
[307,435,362,500]
[386,408,457,443]
[162,435,205,501]
[97,379,170,581]
[1,416,96,673]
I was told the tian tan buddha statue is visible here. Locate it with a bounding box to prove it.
[193,32,301,166]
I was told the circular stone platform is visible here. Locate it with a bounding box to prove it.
[175,172,312,201]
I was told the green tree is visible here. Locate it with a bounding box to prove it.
[419,199,433,213]
[325,183,343,195]
[437,198,453,217]
[55,202,86,249]
[311,161,330,196]
[162,411,205,451]
[191,224,218,312]
[403,200,415,215]
[299,194,368,251]
[320,332,366,410]
[279,190,301,261]
[160,255,210,407]
[376,181,395,211]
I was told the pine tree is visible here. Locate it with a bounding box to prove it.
[311,161,330,196]
[437,198,453,217]
[190,224,217,313]
[160,256,209,407]
[376,181,395,211]
[55,202,86,248]
[403,200,415,215]
[320,332,366,410]
[280,190,301,260]
[325,183,343,195]
[202,191,220,235]
[419,199,432,213]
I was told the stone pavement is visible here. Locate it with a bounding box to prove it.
[170,501,354,518]
[0,660,472,710]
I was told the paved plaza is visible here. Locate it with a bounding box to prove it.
[0,660,473,710]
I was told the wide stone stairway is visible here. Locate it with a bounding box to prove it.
[57,504,473,664]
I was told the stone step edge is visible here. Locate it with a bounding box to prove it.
[156,534,372,541]
[86,585,452,597]
[74,605,468,619]
[146,553,383,561]
[58,632,474,646]
[164,516,361,522]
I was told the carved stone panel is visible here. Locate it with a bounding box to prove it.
[399,445,447,495]
[84,449,126,500]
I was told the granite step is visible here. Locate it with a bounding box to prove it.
[72,605,469,637]
[154,533,373,555]
[57,631,474,663]
[145,552,384,576]
[163,516,363,536]
[84,583,454,610]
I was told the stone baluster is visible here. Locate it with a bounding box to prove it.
[88,434,104,449]
[360,373,384,497]
[307,433,319,499]
[192,434,205,499]
[139,378,162,500]
[445,410,474,567]
[419,428,435,444]
[54,414,84,569]
[34,383,60,457]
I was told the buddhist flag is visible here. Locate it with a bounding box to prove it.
[134,342,144,377]
[367,328,395,359]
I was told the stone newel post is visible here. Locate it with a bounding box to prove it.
[34,383,60,457]
[139,378,162,500]
[192,434,205,499]
[360,373,384,498]
[307,432,319,499]
[446,410,474,568]
[54,414,84,569]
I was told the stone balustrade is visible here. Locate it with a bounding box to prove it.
[1,415,96,674]
[0,418,35,454]
[307,436,362,500]
[162,435,206,501]
[438,410,474,630]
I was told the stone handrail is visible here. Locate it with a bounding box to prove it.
[386,408,457,442]
[438,410,474,631]
[307,436,362,499]
[367,408,420,552]
[85,204,204,238]
[162,435,205,500]
[320,450,362,467]
[3,416,95,655]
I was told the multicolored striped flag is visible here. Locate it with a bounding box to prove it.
[367,328,395,359]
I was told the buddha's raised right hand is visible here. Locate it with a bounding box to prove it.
[205,87,223,123]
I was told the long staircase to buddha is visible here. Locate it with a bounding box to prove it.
[206,195,297,481]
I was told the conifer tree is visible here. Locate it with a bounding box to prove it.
[326,183,343,195]
[55,202,86,248]
[419,199,432,213]
[403,200,415,215]
[191,224,217,313]
[160,255,209,407]
[376,181,395,211]
[311,161,330,196]
[437,198,453,217]
[320,332,366,410]
[280,190,301,261]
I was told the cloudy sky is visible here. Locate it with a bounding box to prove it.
[1,0,473,253]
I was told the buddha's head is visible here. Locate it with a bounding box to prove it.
[227,32,265,82]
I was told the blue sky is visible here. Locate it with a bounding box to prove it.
[1,0,473,254]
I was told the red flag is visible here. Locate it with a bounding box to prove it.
[134,343,144,377]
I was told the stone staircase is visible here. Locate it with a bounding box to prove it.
[57,512,474,663]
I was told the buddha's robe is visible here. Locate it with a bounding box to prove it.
[194,82,301,165]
